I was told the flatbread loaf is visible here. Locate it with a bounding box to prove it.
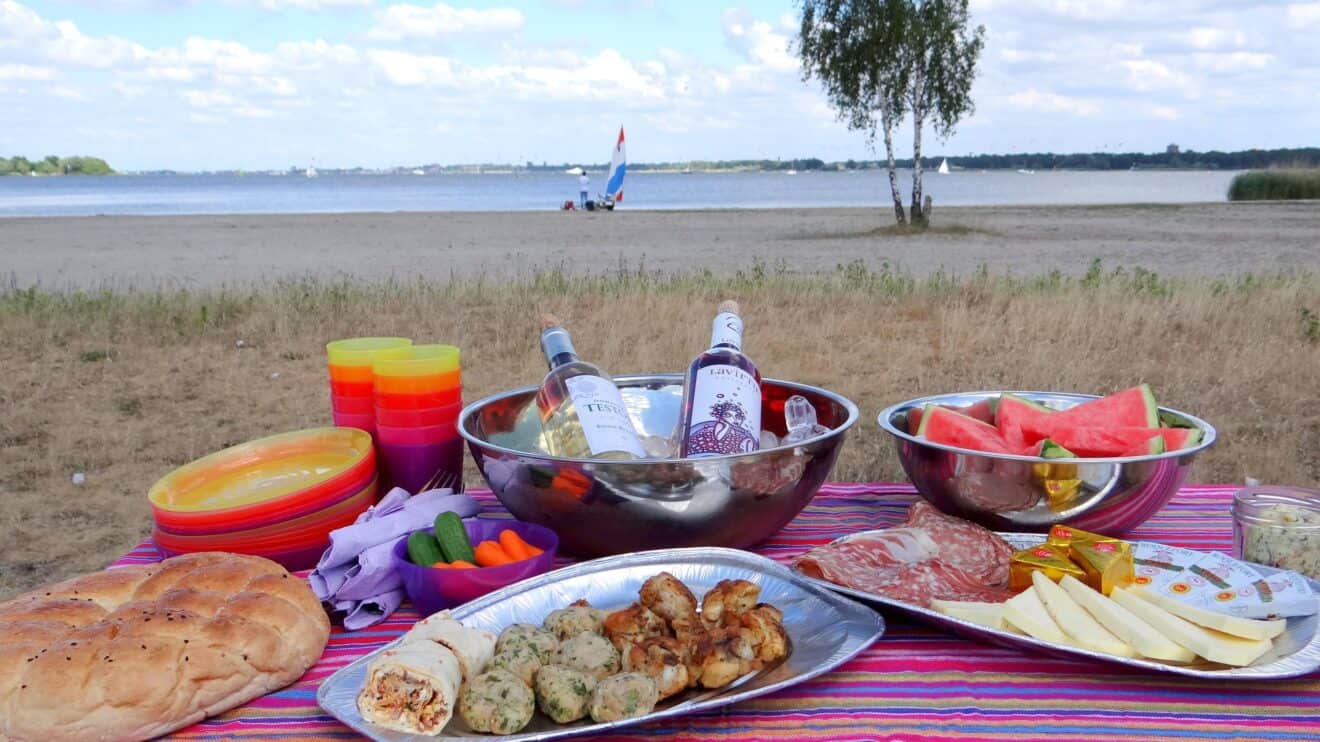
[0,551,330,741]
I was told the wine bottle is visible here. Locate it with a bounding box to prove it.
[535,314,645,460]
[679,300,762,457]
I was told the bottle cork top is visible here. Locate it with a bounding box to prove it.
[540,313,562,330]
[718,299,740,315]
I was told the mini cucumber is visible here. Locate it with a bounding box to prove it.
[433,511,476,564]
[407,531,445,566]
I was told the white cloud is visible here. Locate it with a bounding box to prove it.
[1185,27,1246,50]
[366,3,524,41]
[1120,58,1189,92]
[49,85,86,100]
[256,0,372,9]
[1006,88,1100,116]
[1286,3,1320,27]
[366,49,455,86]
[721,9,798,73]
[0,63,59,80]
[182,88,236,108]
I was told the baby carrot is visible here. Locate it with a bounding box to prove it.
[447,560,478,570]
[499,529,536,561]
[474,540,515,567]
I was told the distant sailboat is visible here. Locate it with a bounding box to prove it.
[305,165,318,178]
[937,158,950,175]
[601,126,626,209]
[1016,168,1035,175]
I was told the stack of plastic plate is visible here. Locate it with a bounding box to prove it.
[149,428,377,570]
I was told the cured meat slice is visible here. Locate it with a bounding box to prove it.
[901,501,1014,585]
[793,527,938,584]
[867,561,1014,607]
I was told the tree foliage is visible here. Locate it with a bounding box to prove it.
[0,155,114,176]
[796,0,984,226]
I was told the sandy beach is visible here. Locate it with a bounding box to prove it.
[5,202,1319,289]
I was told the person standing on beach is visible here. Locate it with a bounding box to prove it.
[579,170,590,209]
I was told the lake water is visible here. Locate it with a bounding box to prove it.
[0,169,1237,218]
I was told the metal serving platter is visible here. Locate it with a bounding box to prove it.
[318,547,885,741]
[796,533,1320,680]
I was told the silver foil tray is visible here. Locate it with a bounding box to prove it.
[797,532,1320,680]
[318,547,885,741]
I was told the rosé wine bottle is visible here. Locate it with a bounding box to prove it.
[678,300,762,458]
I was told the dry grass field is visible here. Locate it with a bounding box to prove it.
[2,260,1318,598]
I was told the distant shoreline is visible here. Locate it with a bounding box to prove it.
[5,202,1317,291]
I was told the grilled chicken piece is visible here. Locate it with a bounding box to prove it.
[621,636,690,699]
[701,579,760,628]
[602,602,668,653]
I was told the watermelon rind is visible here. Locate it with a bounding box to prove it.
[1000,393,1053,413]
[914,403,937,437]
[1039,440,1076,458]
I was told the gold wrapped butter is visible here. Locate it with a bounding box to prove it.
[1046,525,1121,548]
[1010,544,1086,592]
[1069,539,1134,596]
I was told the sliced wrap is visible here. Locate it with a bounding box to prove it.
[357,642,463,735]
[401,612,497,681]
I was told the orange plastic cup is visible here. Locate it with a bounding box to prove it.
[373,370,462,395]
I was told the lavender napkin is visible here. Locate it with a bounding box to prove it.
[338,589,406,631]
[310,486,479,629]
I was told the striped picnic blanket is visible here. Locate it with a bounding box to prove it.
[112,484,1320,741]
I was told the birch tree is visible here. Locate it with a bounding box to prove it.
[905,0,984,225]
[798,0,912,225]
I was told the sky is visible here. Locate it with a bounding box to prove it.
[1,0,1317,171]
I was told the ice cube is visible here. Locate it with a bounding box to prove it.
[641,435,678,459]
[783,425,829,444]
[759,430,781,449]
[785,395,818,432]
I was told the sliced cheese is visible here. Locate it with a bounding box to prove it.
[1032,571,1138,657]
[930,599,1022,634]
[1059,575,1196,663]
[1111,587,1273,667]
[1002,587,1071,644]
[1129,586,1287,641]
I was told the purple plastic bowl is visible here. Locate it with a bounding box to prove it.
[393,519,559,617]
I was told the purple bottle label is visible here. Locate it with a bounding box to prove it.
[685,365,761,457]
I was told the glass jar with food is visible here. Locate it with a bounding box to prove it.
[1233,486,1320,580]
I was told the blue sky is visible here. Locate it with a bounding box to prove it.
[2,1,1318,170]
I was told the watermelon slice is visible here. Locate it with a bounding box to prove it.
[1020,439,1077,458]
[1044,427,1165,458]
[906,399,995,432]
[995,393,1054,449]
[1159,427,1203,451]
[1020,384,1159,442]
[916,405,1017,455]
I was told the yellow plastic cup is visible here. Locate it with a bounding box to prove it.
[373,344,461,378]
[326,337,413,368]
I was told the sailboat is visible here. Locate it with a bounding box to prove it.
[600,126,626,210]
[937,158,950,175]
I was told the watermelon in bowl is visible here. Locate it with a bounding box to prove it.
[877,387,1216,535]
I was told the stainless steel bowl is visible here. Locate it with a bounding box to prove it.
[877,391,1217,534]
[459,375,859,557]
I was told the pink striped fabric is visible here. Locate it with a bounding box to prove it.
[111,484,1320,741]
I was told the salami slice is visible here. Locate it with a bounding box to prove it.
[793,527,938,583]
[901,501,1014,585]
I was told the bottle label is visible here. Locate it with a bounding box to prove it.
[711,312,743,350]
[564,375,646,457]
[685,365,761,457]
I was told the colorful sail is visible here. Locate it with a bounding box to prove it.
[605,126,626,202]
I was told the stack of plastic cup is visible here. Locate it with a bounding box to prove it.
[326,337,413,434]
[373,344,464,493]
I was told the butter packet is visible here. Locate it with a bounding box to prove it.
[1132,542,1202,593]
[1070,539,1133,596]
[1046,524,1121,548]
[1010,544,1085,592]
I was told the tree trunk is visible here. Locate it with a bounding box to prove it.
[910,70,927,227]
[880,105,906,225]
